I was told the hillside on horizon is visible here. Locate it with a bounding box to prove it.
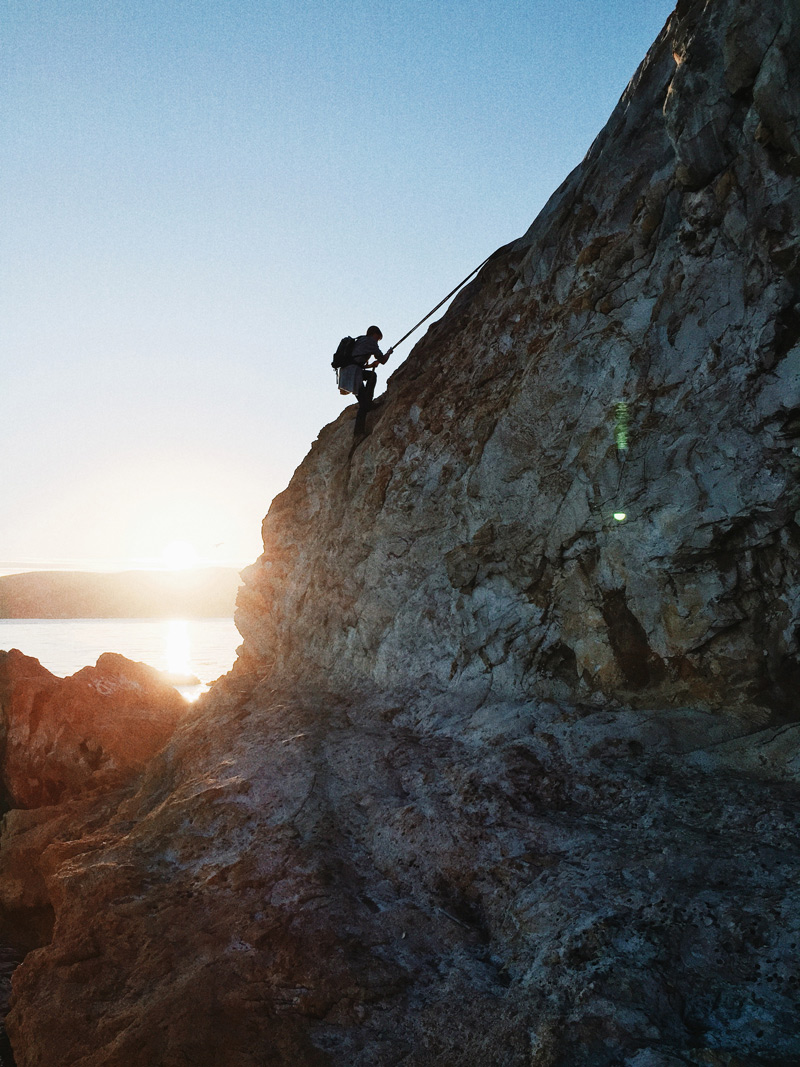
[0,567,242,619]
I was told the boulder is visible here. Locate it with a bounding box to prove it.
[0,650,186,808]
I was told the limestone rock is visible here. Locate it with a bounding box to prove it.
[3,0,800,1064]
[0,650,185,808]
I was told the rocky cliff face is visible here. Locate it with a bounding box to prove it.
[2,0,799,1064]
[236,0,799,721]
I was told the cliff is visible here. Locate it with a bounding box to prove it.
[2,0,799,1064]
[235,0,799,720]
[0,568,241,619]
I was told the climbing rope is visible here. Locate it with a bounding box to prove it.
[388,251,496,353]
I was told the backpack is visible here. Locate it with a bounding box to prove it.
[331,336,356,369]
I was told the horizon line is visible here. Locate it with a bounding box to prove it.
[0,557,252,575]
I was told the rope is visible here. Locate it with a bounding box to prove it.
[388,251,496,353]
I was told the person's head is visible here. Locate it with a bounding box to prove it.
[366,325,383,340]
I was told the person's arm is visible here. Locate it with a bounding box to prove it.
[362,337,393,366]
[373,341,393,365]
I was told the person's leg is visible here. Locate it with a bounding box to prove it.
[354,370,377,435]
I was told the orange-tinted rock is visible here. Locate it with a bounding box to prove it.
[0,650,185,808]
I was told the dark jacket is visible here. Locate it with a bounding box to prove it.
[351,335,387,367]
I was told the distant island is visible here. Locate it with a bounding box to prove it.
[0,568,243,618]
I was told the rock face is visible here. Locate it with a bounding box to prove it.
[6,686,800,1066]
[0,650,185,808]
[236,0,800,722]
[2,0,800,1064]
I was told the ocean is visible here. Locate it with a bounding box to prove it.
[0,617,242,701]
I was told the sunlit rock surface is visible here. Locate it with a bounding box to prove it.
[3,0,800,1063]
[0,650,185,807]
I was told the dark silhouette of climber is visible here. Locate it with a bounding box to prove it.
[351,326,393,437]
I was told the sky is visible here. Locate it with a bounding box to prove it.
[1,0,675,575]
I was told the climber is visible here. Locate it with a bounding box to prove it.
[351,326,393,437]
[334,248,498,440]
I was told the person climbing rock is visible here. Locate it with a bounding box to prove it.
[351,326,393,437]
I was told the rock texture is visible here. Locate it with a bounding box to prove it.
[2,0,800,1064]
[236,0,800,722]
[5,685,800,1066]
[0,651,185,808]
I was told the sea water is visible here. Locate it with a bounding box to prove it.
[0,617,241,701]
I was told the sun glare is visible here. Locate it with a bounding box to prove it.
[161,540,200,570]
[166,620,193,677]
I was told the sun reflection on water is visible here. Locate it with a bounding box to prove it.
[164,619,210,701]
[166,620,192,677]
[0,617,240,703]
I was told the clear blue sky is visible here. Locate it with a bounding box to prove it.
[1,0,674,572]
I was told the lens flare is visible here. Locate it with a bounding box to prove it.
[614,402,630,452]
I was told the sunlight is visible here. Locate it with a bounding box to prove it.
[7,451,265,571]
[161,540,200,570]
[165,620,193,678]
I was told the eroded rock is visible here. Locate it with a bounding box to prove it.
[4,686,800,1066]
[0,650,185,808]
